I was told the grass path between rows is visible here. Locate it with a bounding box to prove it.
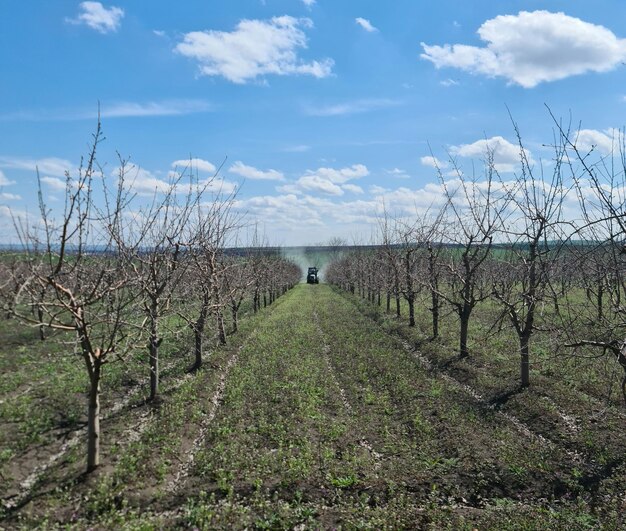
[5,284,625,529]
[162,284,623,529]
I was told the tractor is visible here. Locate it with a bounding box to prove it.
[306,267,319,284]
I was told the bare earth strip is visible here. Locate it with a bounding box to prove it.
[2,359,182,511]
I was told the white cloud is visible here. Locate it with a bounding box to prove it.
[342,184,364,194]
[0,99,213,122]
[372,184,448,210]
[67,1,124,34]
[0,170,15,186]
[125,167,171,194]
[387,168,410,179]
[355,17,378,33]
[171,158,217,174]
[297,175,344,195]
[440,78,459,87]
[302,0,316,6]
[573,128,618,155]
[229,161,285,181]
[101,99,212,118]
[305,164,369,184]
[0,192,21,201]
[276,164,368,197]
[421,10,626,87]
[450,136,532,172]
[234,193,384,235]
[235,174,548,243]
[122,165,236,195]
[0,157,74,177]
[420,156,448,169]
[175,16,333,84]
[369,185,389,195]
[40,176,67,190]
[235,194,326,230]
[305,98,401,116]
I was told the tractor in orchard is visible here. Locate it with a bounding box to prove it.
[307,267,319,284]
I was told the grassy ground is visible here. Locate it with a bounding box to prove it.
[1,284,625,529]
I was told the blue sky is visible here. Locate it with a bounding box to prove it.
[1,1,626,245]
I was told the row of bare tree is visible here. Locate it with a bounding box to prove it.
[327,121,626,403]
[0,120,301,472]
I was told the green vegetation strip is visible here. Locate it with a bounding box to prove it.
[4,284,625,529]
[176,285,619,529]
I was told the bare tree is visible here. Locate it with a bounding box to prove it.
[552,116,626,403]
[222,254,253,334]
[181,186,241,369]
[378,210,403,318]
[12,119,136,471]
[435,151,508,359]
[114,166,196,401]
[491,122,567,387]
[0,253,28,321]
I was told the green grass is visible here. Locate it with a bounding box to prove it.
[1,283,625,529]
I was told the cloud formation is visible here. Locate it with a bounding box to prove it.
[229,161,285,181]
[0,170,15,186]
[0,192,21,201]
[421,10,626,87]
[420,156,448,169]
[175,16,333,83]
[306,164,369,184]
[67,2,124,34]
[386,168,410,179]
[573,128,619,155]
[277,164,369,196]
[40,176,67,191]
[296,175,344,195]
[101,100,212,118]
[450,136,531,173]
[0,100,212,122]
[342,183,364,194]
[305,98,400,116]
[122,165,236,196]
[0,157,74,177]
[171,158,217,174]
[355,18,378,33]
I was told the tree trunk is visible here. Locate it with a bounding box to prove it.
[459,308,470,359]
[408,295,415,327]
[216,310,226,345]
[194,328,203,370]
[597,281,604,322]
[193,296,208,370]
[386,291,391,312]
[38,304,45,340]
[231,301,238,333]
[431,288,439,339]
[520,334,530,388]
[428,247,439,339]
[87,362,101,472]
[148,301,159,401]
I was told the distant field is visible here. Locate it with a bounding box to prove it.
[1,283,625,529]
